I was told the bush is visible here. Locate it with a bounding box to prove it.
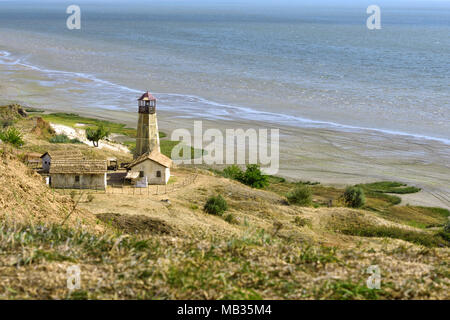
[87,194,95,203]
[437,219,450,243]
[0,127,24,147]
[223,165,243,180]
[49,134,83,144]
[342,187,366,208]
[222,164,269,189]
[445,219,450,233]
[238,164,268,189]
[224,213,237,224]
[287,185,313,206]
[204,195,228,216]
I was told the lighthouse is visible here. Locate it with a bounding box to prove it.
[135,91,161,158]
[127,91,172,186]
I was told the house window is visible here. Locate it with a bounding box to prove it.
[156,171,161,178]
[75,175,80,182]
[139,171,145,178]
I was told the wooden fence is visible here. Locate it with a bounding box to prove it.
[54,174,198,197]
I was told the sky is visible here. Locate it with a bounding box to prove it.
[2,0,450,5]
[1,0,449,13]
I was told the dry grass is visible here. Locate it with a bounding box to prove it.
[0,218,448,300]
[0,146,100,231]
[1,153,448,300]
[0,112,448,300]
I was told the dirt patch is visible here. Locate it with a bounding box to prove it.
[96,212,176,235]
[31,117,55,139]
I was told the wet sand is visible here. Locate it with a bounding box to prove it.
[28,104,450,209]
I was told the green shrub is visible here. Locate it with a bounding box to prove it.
[238,164,268,189]
[342,187,366,208]
[222,164,268,189]
[50,134,69,143]
[437,219,450,243]
[223,165,243,180]
[204,195,228,216]
[49,134,83,144]
[224,213,237,224]
[287,185,312,206]
[444,219,450,233]
[0,127,24,147]
[437,230,450,243]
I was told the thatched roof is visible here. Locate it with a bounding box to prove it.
[41,150,83,160]
[50,160,107,174]
[129,150,172,168]
[25,152,43,159]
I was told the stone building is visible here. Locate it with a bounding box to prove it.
[49,159,107,190]
[127,149,172,186]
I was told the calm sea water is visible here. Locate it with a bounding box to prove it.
[0,1,449,143]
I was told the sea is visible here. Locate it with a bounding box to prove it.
[0,0,449,143]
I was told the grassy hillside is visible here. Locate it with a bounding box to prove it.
[0,106,448,300]
[32,112,139,137]
[1,146,449,299]
[0,146,100,229]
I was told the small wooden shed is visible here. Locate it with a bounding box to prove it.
[41,150,83,173]
[127,150,172,185]
[49,159,107,190]
[24,152,43,168]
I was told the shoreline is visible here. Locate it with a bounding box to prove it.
[29,104,450,209]
[0,48,448,146]
[1,49,448,209]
